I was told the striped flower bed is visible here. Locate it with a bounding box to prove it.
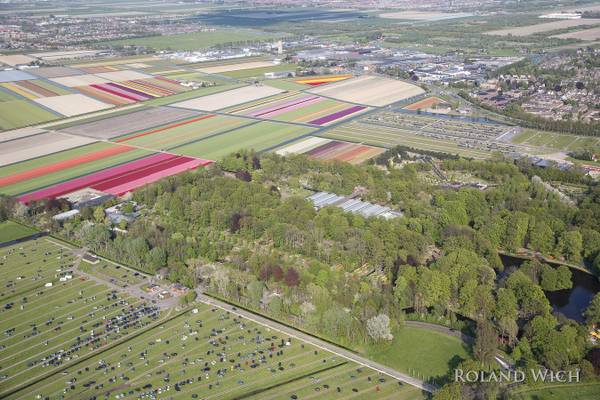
[1,80,69,100]
[295,74,352,86]
[276,137,384,165]
[18,153,211,202]
[308,105,367,126]
[79,76,188,105]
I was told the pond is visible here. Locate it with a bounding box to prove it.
[500,255,600,322]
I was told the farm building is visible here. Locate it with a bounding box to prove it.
[307,191,403,219]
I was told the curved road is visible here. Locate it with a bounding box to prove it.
[196,292,436,394]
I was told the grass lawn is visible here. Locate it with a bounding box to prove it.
[264,79,308,91]
[105,30,285,51]
[512,383,600,400]
[361,326,471,381]
[511,129,600,151]
[0,220,38,243]
[0,100,59,131]
[172,121,315,160]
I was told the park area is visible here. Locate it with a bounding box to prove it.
[0,220,37,243]
[0,236,425,400]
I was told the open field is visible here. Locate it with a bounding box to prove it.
[114,114,252,150]
[172,121,315,160]
[50,74,111,87]
[78,261,145,288]
[0,79,71,100]
[512,384,600,400]
[143,83,244,107]
[276,137,384,164]
[0,100,59,131]
[485,18,600,36]
[511,129,600,151]
[362,326,470,381]
[0,126,47,142]
[29,66,85,79]
[0,131,96,167]
[0,142,152,196]
[404,96,445,111]
[0,220,38,243]
[104,30,284,51]
[294,74,352,87]
[221,64,297,79]
[226,92,368,125]
[172,85,284,111]
[0,54,36,66]
[33,93,113,116]
[321,120,492,159]
[60,106,201,140]
[0,238,161,396]
[197,60,277,74]
[379,11,472,21]
[308,75,425,107]
[551,26,600,41]
[0,70,37,83]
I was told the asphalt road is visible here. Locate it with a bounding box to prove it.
[196,292,436,393]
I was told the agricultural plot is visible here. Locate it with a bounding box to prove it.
[0,238,161,397]
[114,114,253,151]
[0,54,36,67]
[172,121,316,160]
[197,60,277,74]
[485,18,600,36]
[60,106,202,140]
[171,85,285,111]
[0,79,71,100]
[221,64,298,79]
[551,27,600,41]
[0,131,96,167]
[404,96,445,111]
[0,142,152,196]
[308,75,425,107]
[226,92,368,126]
[29,66,85,79]
[0,126,46,142]
[18,152,210,202]
[294,74,353,86]
[4,299,417,400]
[0,100,59,131]
[33,93,113,116]
[0,70,37,83]
[379,11,472,21]
[276,137,385,164]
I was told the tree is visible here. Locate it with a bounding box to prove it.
[585,293,600,326]
[284,267,300,287]
[556,230,583,264]
[247,280,264,307]
[474,320,498,367]
[93,206,106,223]
[366,313,393,342]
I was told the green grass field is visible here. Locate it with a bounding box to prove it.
[0,221,38,243]
[0,89,19,102]
[512,383,600,400]
[511,129,600,151]
[321,121,491,159]
[0,239,161,397]
[78,261,145,288]
[105,30,285,51]
[172,121,315,160]
[0,142,152,196]
[264,79,308,91]
[362,326,471,381]
[115,114,253,150]
[0,100,59,131]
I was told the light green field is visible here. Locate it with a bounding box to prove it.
[362,326,470,381]
[79,261,145,288]
[117,114,253,150]
[0,143,152,196]
[264,79,308,91]
[0,89,19,102]
[512,384,600,400]
[0,100,59,131]
[105,30,285,51]
[511,129,600,151]
[0,220,38,243]
[32,79,71,95]
[322,121,491,159]
[172,121,316,160]
[222,64,298,79]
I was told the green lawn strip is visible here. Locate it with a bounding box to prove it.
[172,122,315,160]
[1,147,152,196]
[79,262,144,286]
[511,382,600,400]
[222,64,298,79]
[361,326,471,381]
[125,115,252,150]
[144,83,244,106]
[0,220,38,242]
[0,100,59,131]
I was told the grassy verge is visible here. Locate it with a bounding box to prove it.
[0,220,39,243]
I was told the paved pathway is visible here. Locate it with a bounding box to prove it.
[196,292,436,393]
